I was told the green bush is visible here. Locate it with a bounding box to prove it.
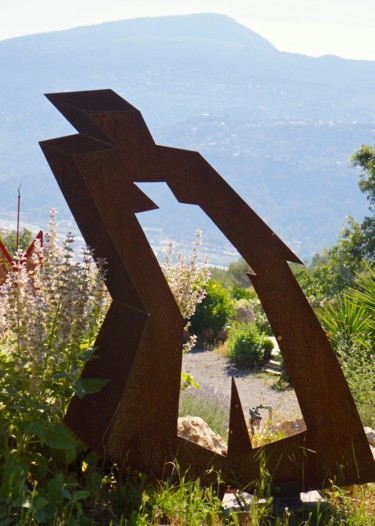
[189,280,234,342]
[230,286,256,300]
[227,323,273,368]
[0,211,110,524]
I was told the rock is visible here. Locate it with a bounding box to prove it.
[273,418,306,436]
[222,491,252,515]
[216,328,228,342]
[364,426,375,446]
[201,327,215,341]
[236,307,255,325]
[177,416,227,456]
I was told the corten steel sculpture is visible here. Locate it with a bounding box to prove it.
[40,89,374,493]
[0,231,43,285]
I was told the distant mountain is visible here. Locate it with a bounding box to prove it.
[0,13,374,264]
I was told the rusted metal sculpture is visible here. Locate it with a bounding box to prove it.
[0,231,43,285]
[40,89,374,494]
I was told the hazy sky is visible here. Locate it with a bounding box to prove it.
[1,0,374,60]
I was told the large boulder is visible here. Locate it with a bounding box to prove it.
[178,416,227,456]
[364,426,375,446]
[235,307,255,325]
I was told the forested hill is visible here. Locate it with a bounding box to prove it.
[1,13,374,264]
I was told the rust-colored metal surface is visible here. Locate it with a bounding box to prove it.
[0,231,43,285]
[40,89,375,492]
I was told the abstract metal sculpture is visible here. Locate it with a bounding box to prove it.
[0,232,43,285]
[40,89,374,493]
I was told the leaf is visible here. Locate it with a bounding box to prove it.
[72,490,90,502]
[44,422,77,451]
[52,371,72,380]
[1,457,29,500]
[86,470,103,497]
[32,495,49,513]
[32,452,49,482]
[181,372,200,391]
[29,421,78,465]
[26,421,46,441]
[47,473,65,505]
[73,378,108,399]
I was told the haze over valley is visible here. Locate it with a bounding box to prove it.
[1,14,374,265]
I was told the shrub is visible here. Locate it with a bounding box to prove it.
[317,296,371,357]
[316,263,375,427]
[0,210,110,523]
[189,280,234,343]
[274,353,292,390]
[0,211,110,417]
[230,286,256,301]
[227,323,273,368]
[162,229,210,353]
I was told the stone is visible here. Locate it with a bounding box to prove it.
[177,416,227,456]
[236,307,255,325]
[222,491,253,516]
[273,418,306,437]
[364,427,375,446]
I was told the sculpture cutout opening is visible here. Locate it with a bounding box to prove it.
[134,180,238,266]
[39,89,375,494]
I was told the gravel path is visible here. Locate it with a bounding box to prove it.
[182,348,303,424]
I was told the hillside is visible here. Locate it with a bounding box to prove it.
[0,13,374,264]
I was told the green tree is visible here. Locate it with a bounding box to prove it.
[338,142,375,264]
[293,140,375,302]
[351,143,375,210]
[210,257,253,290]
[292,252,348,305]
[0,228,33,255]
[227,257,252,288]
[189,279,234,342]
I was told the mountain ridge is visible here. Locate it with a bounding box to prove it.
[0,14,373,264]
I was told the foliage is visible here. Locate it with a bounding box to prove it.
[162,229,210,353]
[180,372,200,392]
[291,141,375,303]
[234,297,272,335]
[189,280,234,343]
[351,142,375,212]
[0,228,33,254]
[0,210,110,524]
[292,255,349,307]
[179,384,229,442]
[317,262,375,427]
[347,261,375,344]
[230,286,256,301]
[323,483,375,526]
[317,296,371,355]
[133,466,224,526]
[227,323,273,369]
[226,257,252,288]
[0,161,374,524]
[274,353,292,390]
[208,265,233,289]
[209,257,252,290]
[326,141,375,269]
